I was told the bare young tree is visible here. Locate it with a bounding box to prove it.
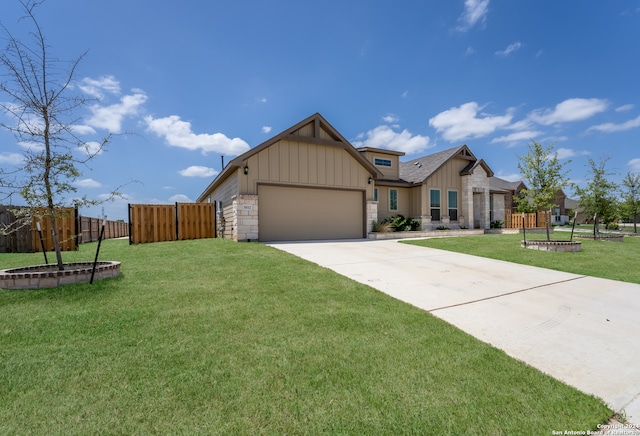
[0,1,113,269]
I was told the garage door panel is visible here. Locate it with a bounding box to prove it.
[259,185,363,242]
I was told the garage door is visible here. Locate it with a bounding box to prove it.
[258,185,364,242]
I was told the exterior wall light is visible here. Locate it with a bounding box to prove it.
[368,177,372,184]
[244,165,249,175]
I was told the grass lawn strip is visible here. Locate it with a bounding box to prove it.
[1,239,611,434]
[403,233,640,284]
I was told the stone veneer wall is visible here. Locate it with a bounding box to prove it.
[232,194,259,241]
[367,201,378,233]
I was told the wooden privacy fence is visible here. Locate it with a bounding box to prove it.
[128,203,215,245]
[505,211,549,229]
[79,216,128,243]
[0,205,32,253]
[1,205,129,253]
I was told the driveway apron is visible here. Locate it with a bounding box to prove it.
[268,238,640,425]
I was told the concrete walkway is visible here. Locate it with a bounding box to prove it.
[268,238,640,427]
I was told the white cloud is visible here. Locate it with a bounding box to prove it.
[491,130,542,144]
[258,97,267,103]
[86,91,148,133]
[528,98,608,126]
[628,158,640,172]
[74,178,102,188]
[383,114,399,123]
[169,194,192,202]
[587,115,640,133]
[0,152,23,165]
[496,172,522,182]
[72,124,97,135]
[429,102,513,142]
[495,41,522,56]
[616,104,634,112]
[78,141,104,156]
[79,75,121,99]
[179,166,218,178]
[457,0,490,31]
[262,126,272,133]
[145,115,250,156]
[353,125,431,154]
[401,91,409,98]
[555,148,590,160]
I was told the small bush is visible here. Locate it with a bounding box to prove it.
[436,225,450,230]
[370,220,392,233]
[607,222,620,230]
[490,220,504,229]
[382,215,421,232]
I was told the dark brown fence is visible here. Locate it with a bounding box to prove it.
[1,205,129,253]
[0,206,32,253]
[128,203,215,245]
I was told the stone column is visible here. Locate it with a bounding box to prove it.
[232,194,259,241]
[366,201,378,233]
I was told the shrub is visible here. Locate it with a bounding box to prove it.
[370,220,392,233]
[382,215,421,232]
[436,225,450,230]
[490,220,504,229]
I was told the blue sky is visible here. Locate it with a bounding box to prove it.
[1,0,640,220]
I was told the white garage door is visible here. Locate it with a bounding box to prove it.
[258,185,364,242]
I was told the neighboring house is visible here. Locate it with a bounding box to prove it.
[490,176,577,226]
[197,113,506,242]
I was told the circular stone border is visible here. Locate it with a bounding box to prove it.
[0,261,121,290]
[522,240,582,252]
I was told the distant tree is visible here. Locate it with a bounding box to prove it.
[517,140,571,241]
[0,1,115,270]
[621,171,640,233]
[574,156,619,233]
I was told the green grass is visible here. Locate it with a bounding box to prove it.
[404,232,640,284]
[1,239,612,434]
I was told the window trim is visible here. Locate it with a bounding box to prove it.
[374,158,392,167]
[389,189,398,211]
[447,190,458,221]
[430,189,441,221]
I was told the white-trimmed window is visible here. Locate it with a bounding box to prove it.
[375,158,392,167]
[430,189,441,220]
[390,189,398,211]
[374,188,379,202]
[448,190,458,221]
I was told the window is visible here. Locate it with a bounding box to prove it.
[430,189,440,220]
[448,191,458,221]
[374,188,378,202]
[390,189,398,211]
[374,158,392,167]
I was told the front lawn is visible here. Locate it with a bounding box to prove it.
[404,233,640,284]
[0,239,611,434]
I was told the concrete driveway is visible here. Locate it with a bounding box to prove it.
[268,238,640,425]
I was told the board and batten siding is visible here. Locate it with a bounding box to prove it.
[423,157,466,217]
[207,171,239,207]
[241,140,372,196]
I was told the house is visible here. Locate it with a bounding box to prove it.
[490,177,578,226]
[197,113,506,242]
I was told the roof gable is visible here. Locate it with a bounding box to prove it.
[399,145,477,183]
[197,113,382,201]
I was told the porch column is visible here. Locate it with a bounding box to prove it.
[461,175,474,228]
[366,201,378,233]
